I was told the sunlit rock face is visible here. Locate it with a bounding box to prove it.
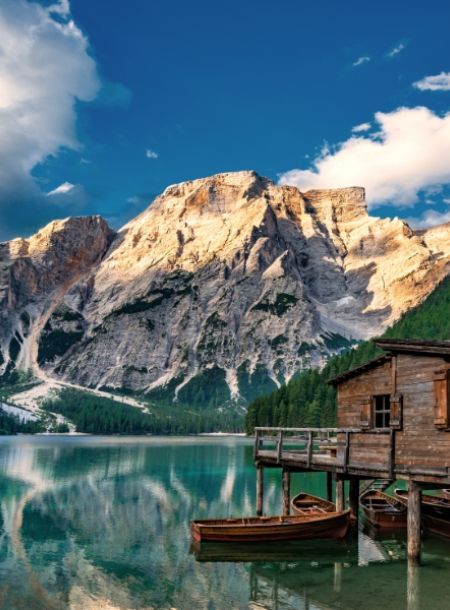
[0,216,114,377]
[3,171,450,405]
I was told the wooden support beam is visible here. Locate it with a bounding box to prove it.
[349,479,359,522]
[407,558,420,610]
[281,469,290,516]
[256,463,264,516]
[407,480,422,564]
[326,471,333,502]
[389,428,396,480]
[253,429,260,460]
[335,476,345,512]
[306,431,313,468]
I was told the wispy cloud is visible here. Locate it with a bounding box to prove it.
[413,72,450,91]
[387,43,405,58]
[146,149,159,159]
[45,181,89,209]
[47,0,70,17]
[352,56,371,67]
[47,182,75,196]
[351,122,371,133]
[408,208,450,229]
[279,106,450,208]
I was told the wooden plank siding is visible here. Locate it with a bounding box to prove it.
[254,342,450,485]
[337,353,450,475]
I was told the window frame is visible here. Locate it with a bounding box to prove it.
[372,394,391,429]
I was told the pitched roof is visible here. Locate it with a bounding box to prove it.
[374,338,450,356]
[327,354,392,386]
[328,338,450,386]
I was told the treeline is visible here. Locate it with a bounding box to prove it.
[43,389,244,434]
[0,408,45,435]
[245,275,450,434]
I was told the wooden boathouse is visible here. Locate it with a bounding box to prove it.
[254,338,450,562]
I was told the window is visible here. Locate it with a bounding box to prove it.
[373,395,390,428]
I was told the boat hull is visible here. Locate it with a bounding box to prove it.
[360,490,407,529]
[291,492,336,516]
[423,514,450,540]
[395,489,450,519]
[191,510,351,543]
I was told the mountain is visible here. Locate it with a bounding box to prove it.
[245,274,450,433]
[2,170,450,407]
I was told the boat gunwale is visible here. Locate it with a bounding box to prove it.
[192,509,352,530]
[290,492,336,515]
[360,489,407,514]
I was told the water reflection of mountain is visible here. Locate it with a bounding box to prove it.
[0,437,449,609]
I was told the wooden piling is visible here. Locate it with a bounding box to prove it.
[407,559,420,610]
[335,477,345,512]
[407,480,422,564]
[256,462,264,516]
[349,479,359,522]
[281,469,290,516]
[326,471,333,502]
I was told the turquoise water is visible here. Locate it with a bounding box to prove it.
[0,436,449,609]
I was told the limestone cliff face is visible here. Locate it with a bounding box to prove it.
[2,171,450,405]
[0,216,114,376]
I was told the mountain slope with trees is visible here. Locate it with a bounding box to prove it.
[245,275,450,433]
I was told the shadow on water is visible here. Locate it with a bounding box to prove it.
[0,436,448,609]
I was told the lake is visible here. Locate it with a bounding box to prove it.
[0,435,450,609]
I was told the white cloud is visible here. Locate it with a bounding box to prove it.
[0,0,100,237]
[146,149,159,159]
[47,0,71,17]
[408,208,450,229]
[279,106,450,207]
[352,122,371,133]
[387,43,405,58]
[352,56,371,67]
[413,72,450,91]
[47,182,76,196]
[45,181,88,209]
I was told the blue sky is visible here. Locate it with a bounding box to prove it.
[1,0,450,239]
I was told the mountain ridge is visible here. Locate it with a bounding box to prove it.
[2,170,450,407]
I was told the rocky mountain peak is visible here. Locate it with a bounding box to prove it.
[302,186,368,225]
[2,172,450,409]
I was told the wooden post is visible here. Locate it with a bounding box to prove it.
[407,480,422,564]
[256,463,264,516]
[326,471,333,502]
[335,476,345,512]
[281,469,290,516]
[306,431,313,468]
[253,429,260,460]
[333,562,342,593]
[407,558,420,610]
[349,479,359,522]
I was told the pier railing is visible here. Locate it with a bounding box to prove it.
[254,426,395,475]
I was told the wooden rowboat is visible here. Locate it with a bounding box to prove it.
[359,489,407,529]
[395,489,450,519]
[291,492,336,515]
[191,510,351,543]
[422,513,450,540]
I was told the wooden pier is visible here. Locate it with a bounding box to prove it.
[253,338,450,564]
[254,425,448,563]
